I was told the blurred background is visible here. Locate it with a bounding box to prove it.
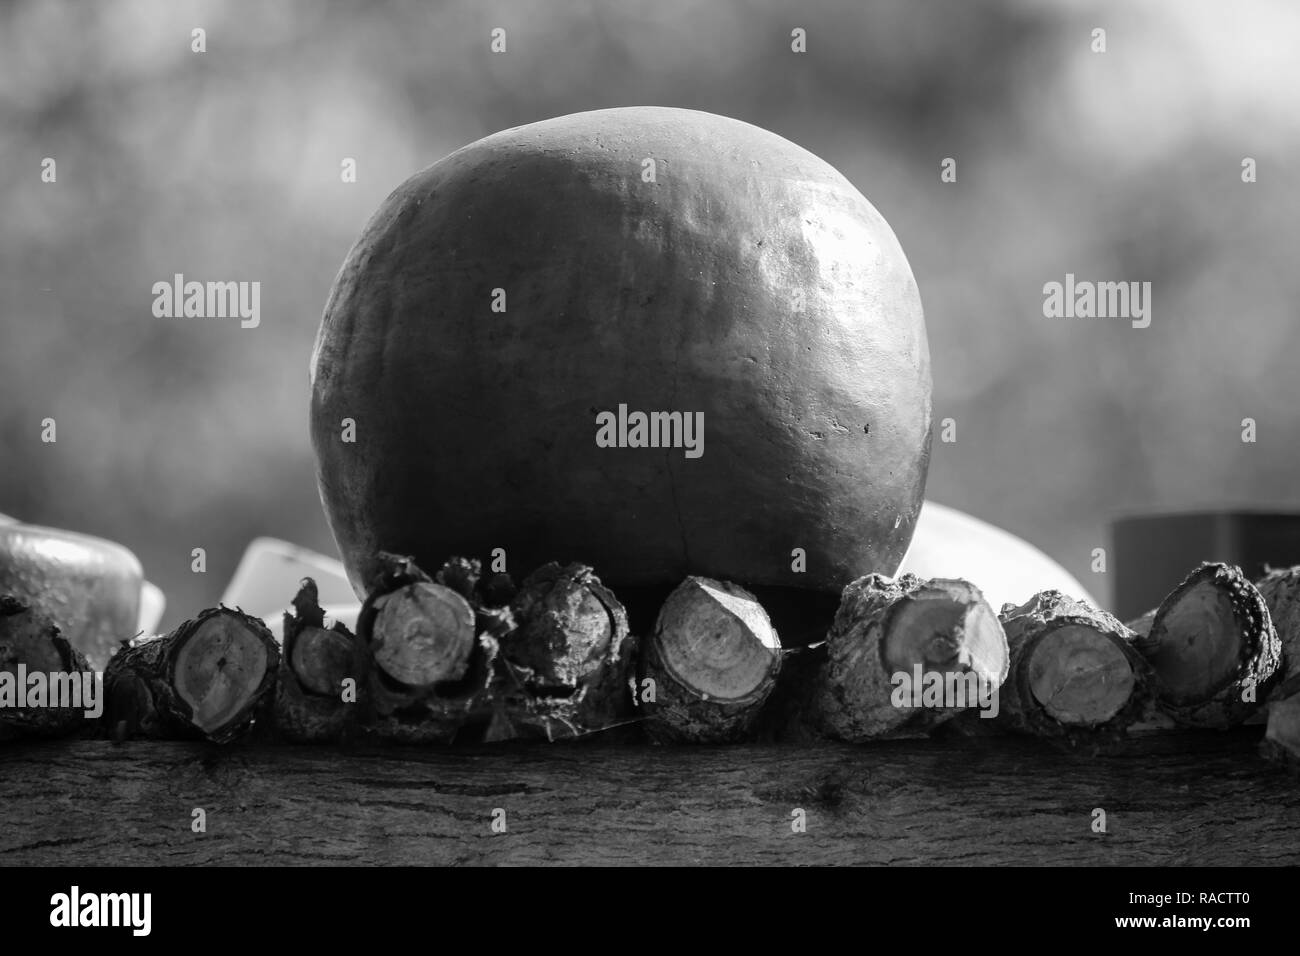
[2,0,1298,629]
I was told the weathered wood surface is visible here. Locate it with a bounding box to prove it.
[0,731,1296,865]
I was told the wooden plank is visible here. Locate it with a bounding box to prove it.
[0,732,1297,866]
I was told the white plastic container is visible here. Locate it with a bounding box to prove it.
[899,501,1097,612]
[221,537,360,641]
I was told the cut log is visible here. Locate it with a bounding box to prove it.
[812,574,1008,741]
[638,576,780,743]
[1254,567,1300,687]
[507,563,624,690]
[371,583,474,686]
[291,624,354,698]
[491,562,635,741]
[0,595,96,741]
[103,605,279,743]
[354,553,496,743]
[1128,563,1280,729]
[273,578,358,743]
[997,591,1150,743]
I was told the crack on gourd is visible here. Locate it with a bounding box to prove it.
[666,325,690,567]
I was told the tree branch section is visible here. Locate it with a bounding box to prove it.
[12,556,1300,768]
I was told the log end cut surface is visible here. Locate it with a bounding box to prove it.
[290,627,354,698]
[883,581,1007,687]
[173,613,272,735]
[371,583,474,687]
[1027,625,1136,726]
[1147,579,1241,705]
[655,577,780,701]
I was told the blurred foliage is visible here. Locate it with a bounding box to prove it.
[2,0,1298,626]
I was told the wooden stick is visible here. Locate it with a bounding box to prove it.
[638,576,780,743]
[997,591,1150,742]
[812,574,1008,741]
[372,587,473,686]
[355,553,496,743]
[490,562,634,741]
[0,596,95,741]
[1127,563,1280,728]
[272,578,358,743]
[103,606,279,743]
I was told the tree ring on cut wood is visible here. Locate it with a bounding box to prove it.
[290,626,354,698]
[638,577,781,743]
[1026,624,1135,725]
[371,582,475,687]
[272,577,358,743]
[562,589,614,675]
[654,577,780,702]
[882,583,1006,686]
[814,575,1008,741]
[172,612,273,736]
[991,591,1150,743]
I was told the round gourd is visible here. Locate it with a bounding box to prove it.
[310,106,931,598]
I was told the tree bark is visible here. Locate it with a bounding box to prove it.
[1254,566,1300,688]
[0,595,95,741]
[0,732,1292,866]
[354,553,496,744]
